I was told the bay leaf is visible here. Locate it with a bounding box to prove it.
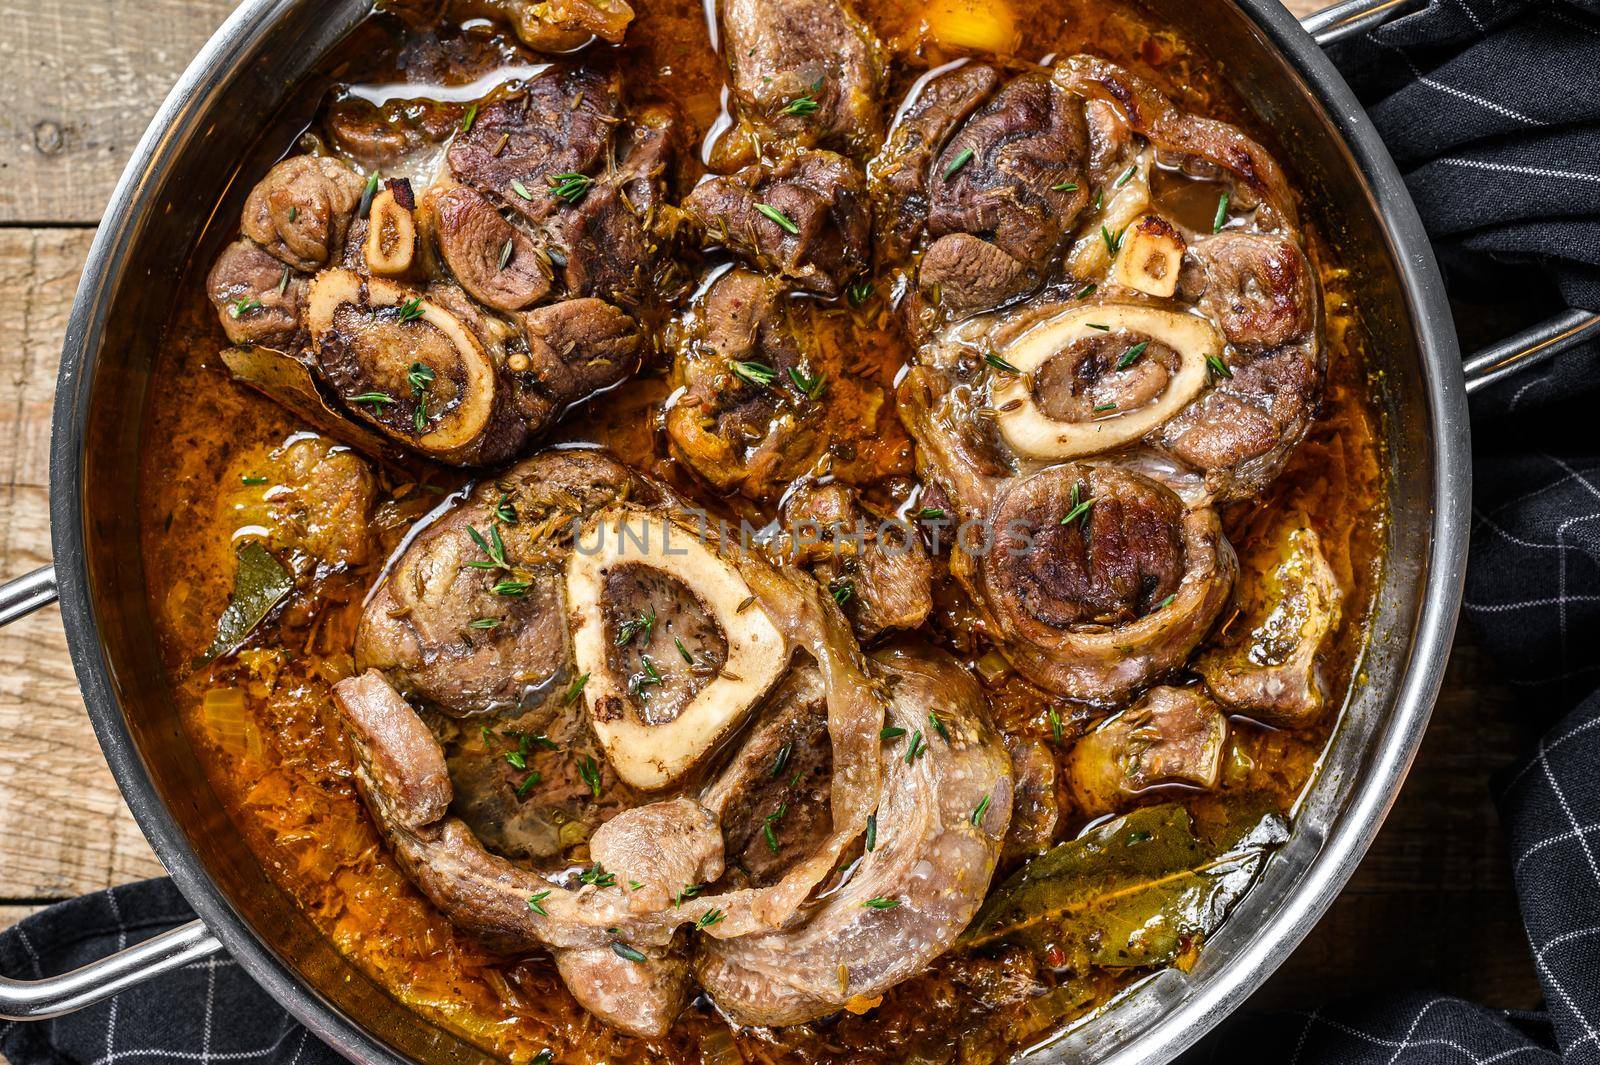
[198,541,294,664]
[962,800,1288,971]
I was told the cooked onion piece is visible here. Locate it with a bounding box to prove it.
[991,304,1218,462]
[566,508,788,789]
[307,268,497,462]
[1067,686,1227,816]
[1196,518,1342,727]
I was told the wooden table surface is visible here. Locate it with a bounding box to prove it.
[0,0,1545,1040]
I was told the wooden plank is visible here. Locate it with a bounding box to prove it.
[0,230,165,913]
[0,0,238,224]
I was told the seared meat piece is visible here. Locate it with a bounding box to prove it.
[206,240,306,347]
[337,670,454,830]
[517,298,643,419]
[918,233,1029,318]
[719,0,886,158]
[684,150,870,297]
[554,943,690,1038]
[1067,686,1228,817]
[700,665,833,883]
[1001,733,1060,860]
[552,107,679,309]
[1155,233,1322,500]
[592,798,726,913]
[697,645,1012,1026]
[1056,54,1299,232]
[240,155,365,273]
[871,62,1001,263]
[254,436,377,569]
[446,65,622,225]
[357,450,661,714]
[1196,516,1343,728]
[898,360,1236,701]
[988,463,1186,629]
[665,269,827,495]
[917,72,1089,314]
[481,0,636,50]
[781,481,933,639]
[426,185,553,313]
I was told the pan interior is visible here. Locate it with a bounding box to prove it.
[56,0,1453,1061]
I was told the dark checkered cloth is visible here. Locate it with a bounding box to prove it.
[7,0,1600,1062]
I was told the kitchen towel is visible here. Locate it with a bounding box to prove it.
[5,0,1600,1063]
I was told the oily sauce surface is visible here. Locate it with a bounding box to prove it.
[137,0,1386,1060]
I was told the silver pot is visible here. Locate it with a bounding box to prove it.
[0,0,1591,1060]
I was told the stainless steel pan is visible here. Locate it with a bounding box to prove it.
[0,0,1589,1060]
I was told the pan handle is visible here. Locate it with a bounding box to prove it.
[1301,0,1426,46]
[0,564,228,1017]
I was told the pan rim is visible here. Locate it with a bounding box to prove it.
[44,0,1469,1062]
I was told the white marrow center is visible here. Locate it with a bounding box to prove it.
[992,304,1219,462]
[307,268,496,456]
[565,508,787,790]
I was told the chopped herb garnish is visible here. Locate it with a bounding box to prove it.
[673,884,703,907]
[1093,189,1104,211]
[880,725,907,741]
[904,729,925,763]
[1059,483,1092,526]
[1113,164,1138,189]
[228,297,263,319]
[732,360,777,388]
[944,147,975,179]
[675,635,694,664]
[763,820,781,854]
[1116,341,1150,370]
[497,236,515,271]
[407,364,434,394]
[350,391,396,408]
[412,397,430,435]
[460,102,478,133]
[505,748,527,770]
[770,742,793,779]
[510,178,534,201]
[548,172,594,204]
[1155,593,1176,610]
[918,507,946,519]
[564,672,590,704]
[1102,224,1124,255]
[971,793,991,827]
[697,907,726,929]
[1207,354,1233,380]
[516,771,541,797]
[629,879,644,890]
[1051,180,1080,192]
[494,492,518,524]
[830,578,855,608]
[1049,706,1064,740]
[1086,322,1111,331]
[780,88,820,116]
[611,941,647,963]
[984,352,1021,375]
[527,890,551,916]
[863,896,900,910]
[287,206,298,223]
[277,266,291,296]
[241,475,269,486]
[865,812,877,852]
[788,366,827,399]
[465,524,509,570]
[577,754,602,798]
[846,282,874,308]
[1093,402,1118,413]
[397,298,425,324]
[492,579,532,597]
[580,863,616,888]
[359,170,381,217]
[929,711,951,743]
[616,607,657,646]
[1212,190,1231,233]
[1076,282,1097,300]
[755,203,800,234]
[472,613,503,629]
[532,1052,554,1065]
